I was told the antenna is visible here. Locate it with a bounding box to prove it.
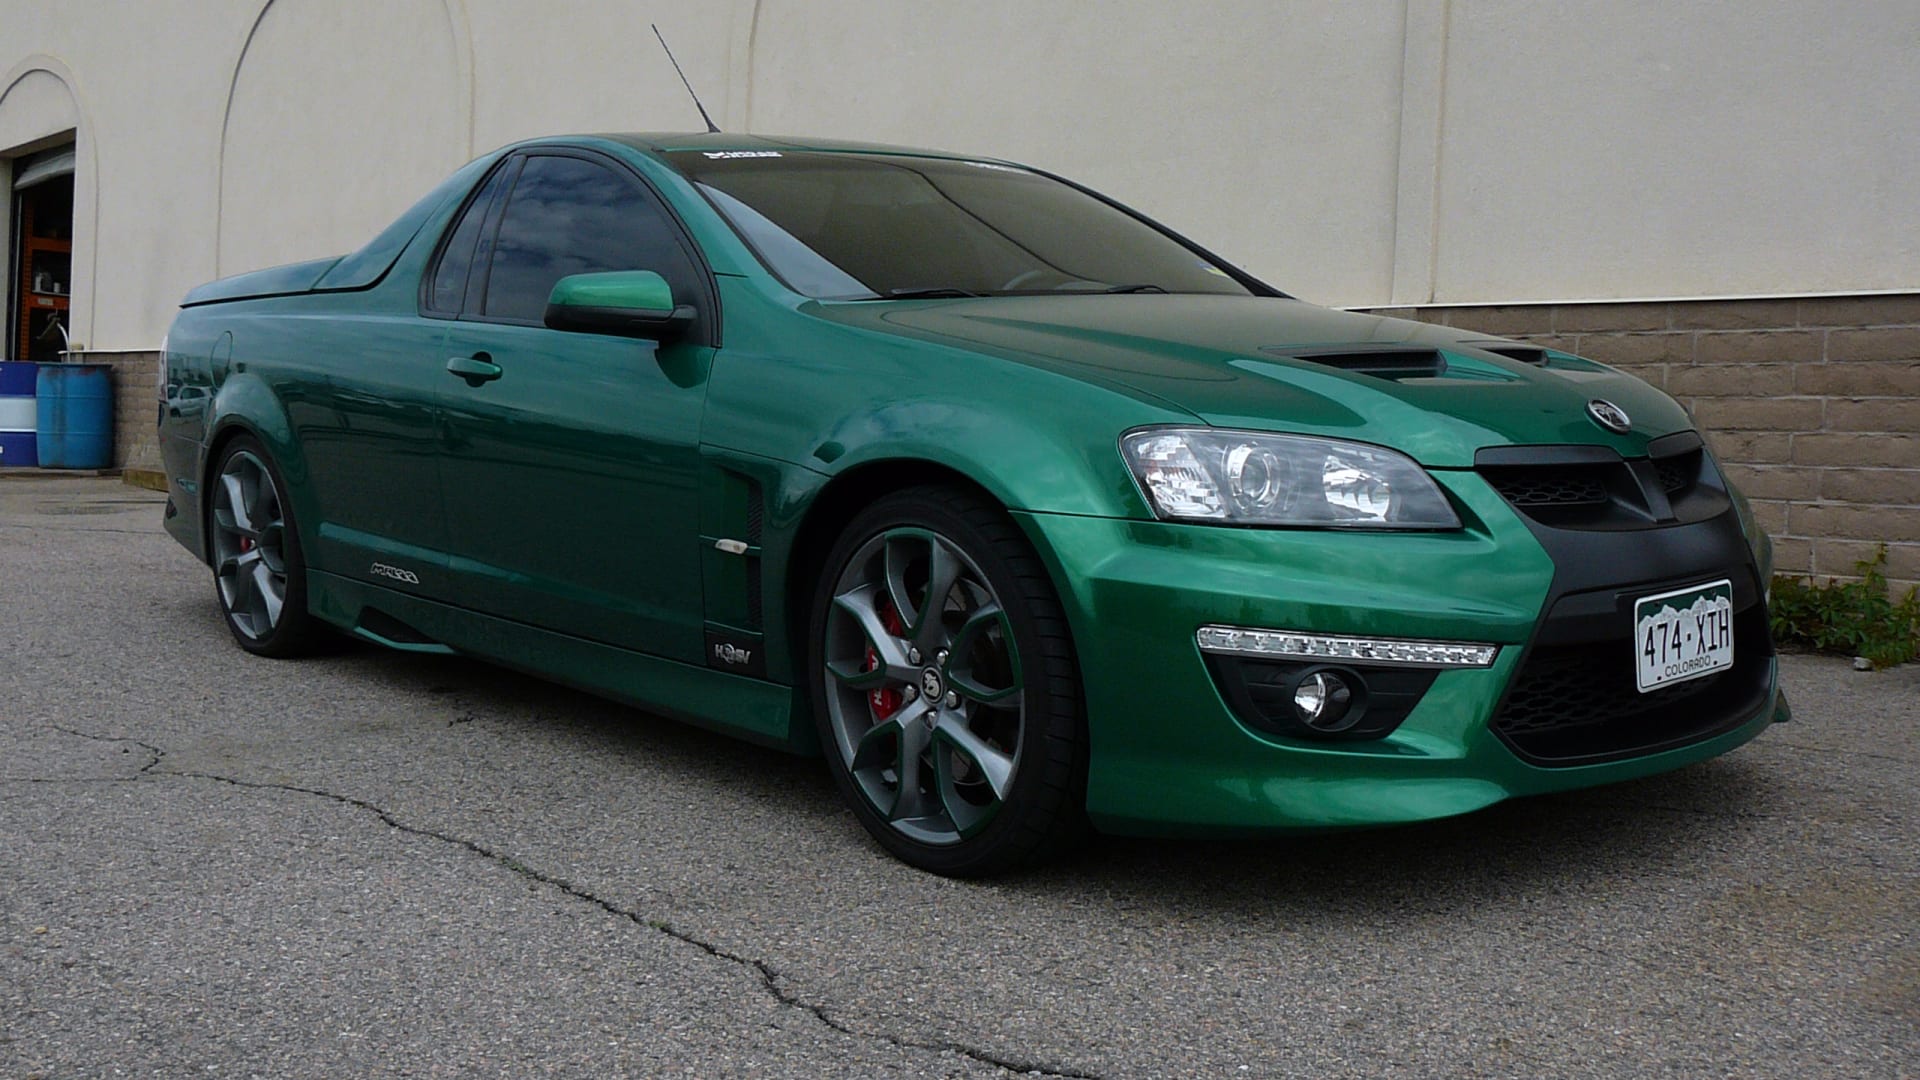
[652,24,720,134]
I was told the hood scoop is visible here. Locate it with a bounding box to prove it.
[1462,341,1548,366]
[1261,345,1447,381]
[1259,342,1541,384]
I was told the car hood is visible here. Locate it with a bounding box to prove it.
[817,295,1690,468]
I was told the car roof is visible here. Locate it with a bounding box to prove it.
[579,131,1006,163]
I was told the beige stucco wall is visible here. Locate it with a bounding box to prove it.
[3,0,1918,352]
[1430,4,1920,304]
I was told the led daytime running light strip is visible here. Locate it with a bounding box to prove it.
[1196,625,1499,668]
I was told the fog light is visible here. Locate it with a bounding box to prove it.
[1292,670,1357,731]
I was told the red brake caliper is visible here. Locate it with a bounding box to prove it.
[867,600,907,720]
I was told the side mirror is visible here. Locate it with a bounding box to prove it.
[543,271,695,340]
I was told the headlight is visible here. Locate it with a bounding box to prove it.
[1120,427,1461,529]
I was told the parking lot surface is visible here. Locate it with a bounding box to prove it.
[3,477,1916,1078]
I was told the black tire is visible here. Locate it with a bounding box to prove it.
[807,485,1086,876]
[206,436,325,658]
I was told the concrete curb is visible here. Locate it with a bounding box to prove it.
[0,467,122,480]
[122,468,166,492]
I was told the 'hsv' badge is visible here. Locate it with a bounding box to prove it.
[1587,399,1632,434]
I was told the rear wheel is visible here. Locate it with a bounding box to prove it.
[809,487,1085,876]
[208,437,324,657]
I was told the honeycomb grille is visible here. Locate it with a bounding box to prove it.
[1655,453,1694,493]
[1476,444,1713,529]
[1494,650,1720,733]
[1490,600,1771,765]
[1483,470,1609,507]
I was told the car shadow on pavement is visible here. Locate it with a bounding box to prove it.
[236,613,1784,917]
[1025,756,1783,919]
[321,634,844,795]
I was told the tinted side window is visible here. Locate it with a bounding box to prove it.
[480,155,700,323]
[427,162,513,314]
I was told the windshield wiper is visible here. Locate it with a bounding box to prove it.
[872,287,984,300]
[1101,283,1169,294]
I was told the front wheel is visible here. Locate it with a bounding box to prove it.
[809,487,1086,876]
[208,436,325,657]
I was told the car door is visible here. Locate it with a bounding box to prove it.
[435,149,716,664]
[285,160,516,596]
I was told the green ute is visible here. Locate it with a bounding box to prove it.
[158,133,1783,875]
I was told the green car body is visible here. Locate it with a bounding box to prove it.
[160,133,1784,869]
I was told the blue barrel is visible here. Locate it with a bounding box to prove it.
[35,363,114,469]
[0,361,37,467]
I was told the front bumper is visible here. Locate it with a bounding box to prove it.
[1014,468,1781,836]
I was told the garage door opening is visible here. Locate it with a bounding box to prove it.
[9,144,75,362]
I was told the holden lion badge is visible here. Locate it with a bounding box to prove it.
[1587,398,1632,434]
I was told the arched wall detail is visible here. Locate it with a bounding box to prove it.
[215,0,474,277]
[0,54,100,348]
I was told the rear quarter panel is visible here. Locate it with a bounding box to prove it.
[161,289,444,574]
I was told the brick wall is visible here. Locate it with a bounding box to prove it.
[90,351,160,472]
[1366,294,1920,593]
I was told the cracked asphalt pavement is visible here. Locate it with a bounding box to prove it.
[3,476,1916,1078]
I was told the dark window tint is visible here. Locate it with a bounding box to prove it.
[481,154,699,322]
[670,152,1254,300]
[428,162,512,313]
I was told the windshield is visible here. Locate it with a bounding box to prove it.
[668,151,1256,300]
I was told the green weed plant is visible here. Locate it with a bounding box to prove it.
[1769,545,1920,669]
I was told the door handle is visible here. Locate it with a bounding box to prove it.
[445,354,502,386]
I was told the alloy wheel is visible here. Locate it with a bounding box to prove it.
[821,527,1025,845]
[210,449,289,640]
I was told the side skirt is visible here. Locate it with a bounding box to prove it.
[308,570,811,753]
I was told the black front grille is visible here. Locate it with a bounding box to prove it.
[1655,449,1699,494]
[1475,434,1722,530]
[1491,595,1773,766]
[1497,645,1724,734]
[1486,471,1608,507]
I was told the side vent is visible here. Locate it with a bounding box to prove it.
[701,467,772,679]
[744,478,764,629]
[745,479,764,544]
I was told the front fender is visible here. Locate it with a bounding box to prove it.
[701,279,1189,519]
[812,397,1154,518]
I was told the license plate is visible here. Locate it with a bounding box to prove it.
[1633,579,1735,692]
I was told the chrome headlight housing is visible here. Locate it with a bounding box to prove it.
[1120,427,1461,529]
